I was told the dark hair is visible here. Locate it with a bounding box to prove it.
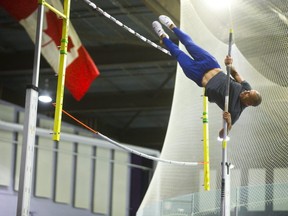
[252,91,262,107]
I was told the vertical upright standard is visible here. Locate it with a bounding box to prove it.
[52,0,71,141]
[16,0,71,215]
[203,89,210,191]
[16,4,44,216]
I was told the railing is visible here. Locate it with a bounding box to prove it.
[0,100,156,216]
[139,183,288,216]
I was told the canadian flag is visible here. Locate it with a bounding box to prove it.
[0,0,100,101]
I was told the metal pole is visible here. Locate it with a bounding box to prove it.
[220,29,233,216]
[16,3,44,216]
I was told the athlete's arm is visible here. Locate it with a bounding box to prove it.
[230,66,245,83]
[224,56,245,83]
[218,111,232,138]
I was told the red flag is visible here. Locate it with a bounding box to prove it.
[0,0,100,101]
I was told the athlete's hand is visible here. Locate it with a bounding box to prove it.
[219,128,224,138]
[223,112,232,129]
[224,55,233,66]
[218,112,232,138]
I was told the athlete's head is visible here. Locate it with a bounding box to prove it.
[240,90,262,106]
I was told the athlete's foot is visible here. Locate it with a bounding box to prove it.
[152,21,169,39]
[159,15,176,30]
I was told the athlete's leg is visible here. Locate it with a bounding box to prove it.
[173,27,220,69]
[162,37,205,87]
[159,15,221,76]
[153,20,208,86]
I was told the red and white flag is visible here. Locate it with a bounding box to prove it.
[0,0,100,101]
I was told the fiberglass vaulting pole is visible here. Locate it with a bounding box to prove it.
[220,29,233,216]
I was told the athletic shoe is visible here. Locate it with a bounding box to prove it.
[159,15,175,30]
[152,21,169,38]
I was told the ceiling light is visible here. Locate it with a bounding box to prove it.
[38,78,52,103]
[39,93,52,103]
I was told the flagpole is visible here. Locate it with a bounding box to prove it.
[16,3,44,216]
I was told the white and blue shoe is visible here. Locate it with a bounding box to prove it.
[159,15,175,30]
[152,21,169,38]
